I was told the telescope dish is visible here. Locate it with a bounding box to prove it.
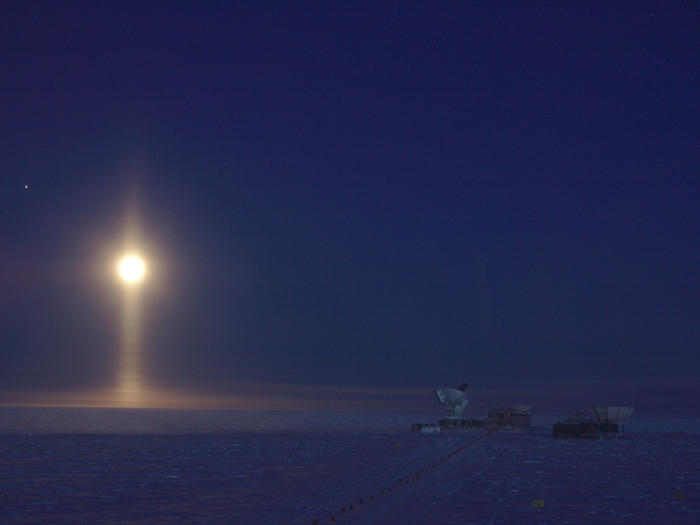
[589,406,634,423]
[434,383,469,418]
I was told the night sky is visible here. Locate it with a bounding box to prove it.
[1,2,699,414]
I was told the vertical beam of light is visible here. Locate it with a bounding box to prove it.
[115,177,147,406]
[118,275,143,406]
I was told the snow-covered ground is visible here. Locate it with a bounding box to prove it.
[0,408,698,524]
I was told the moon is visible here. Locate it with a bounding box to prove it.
[118,256,145,282]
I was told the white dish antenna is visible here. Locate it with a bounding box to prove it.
[435,383,469,418]
[589,406,634,423]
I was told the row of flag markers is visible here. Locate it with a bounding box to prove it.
[311,430,492,524]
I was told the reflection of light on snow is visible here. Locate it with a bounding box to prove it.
[0,413,696,523]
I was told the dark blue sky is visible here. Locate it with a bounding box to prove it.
[1,2,699,413]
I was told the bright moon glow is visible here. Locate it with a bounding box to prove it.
[118,256,145,282]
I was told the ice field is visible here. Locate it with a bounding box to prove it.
[1,408,698,524]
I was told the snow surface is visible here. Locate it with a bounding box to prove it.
[0,408,698,524]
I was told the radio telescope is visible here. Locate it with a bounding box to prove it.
[434,383,469,418]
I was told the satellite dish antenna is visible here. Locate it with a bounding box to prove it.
[434,383,469,418]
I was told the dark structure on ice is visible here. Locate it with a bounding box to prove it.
[410,423,441,434]
[437,404,533,431]
[553,406,634,439]
[483,404,533,430]
[416,382,634,438]
[429,383,533,431]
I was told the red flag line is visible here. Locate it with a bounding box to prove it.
[308,430,491,523]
